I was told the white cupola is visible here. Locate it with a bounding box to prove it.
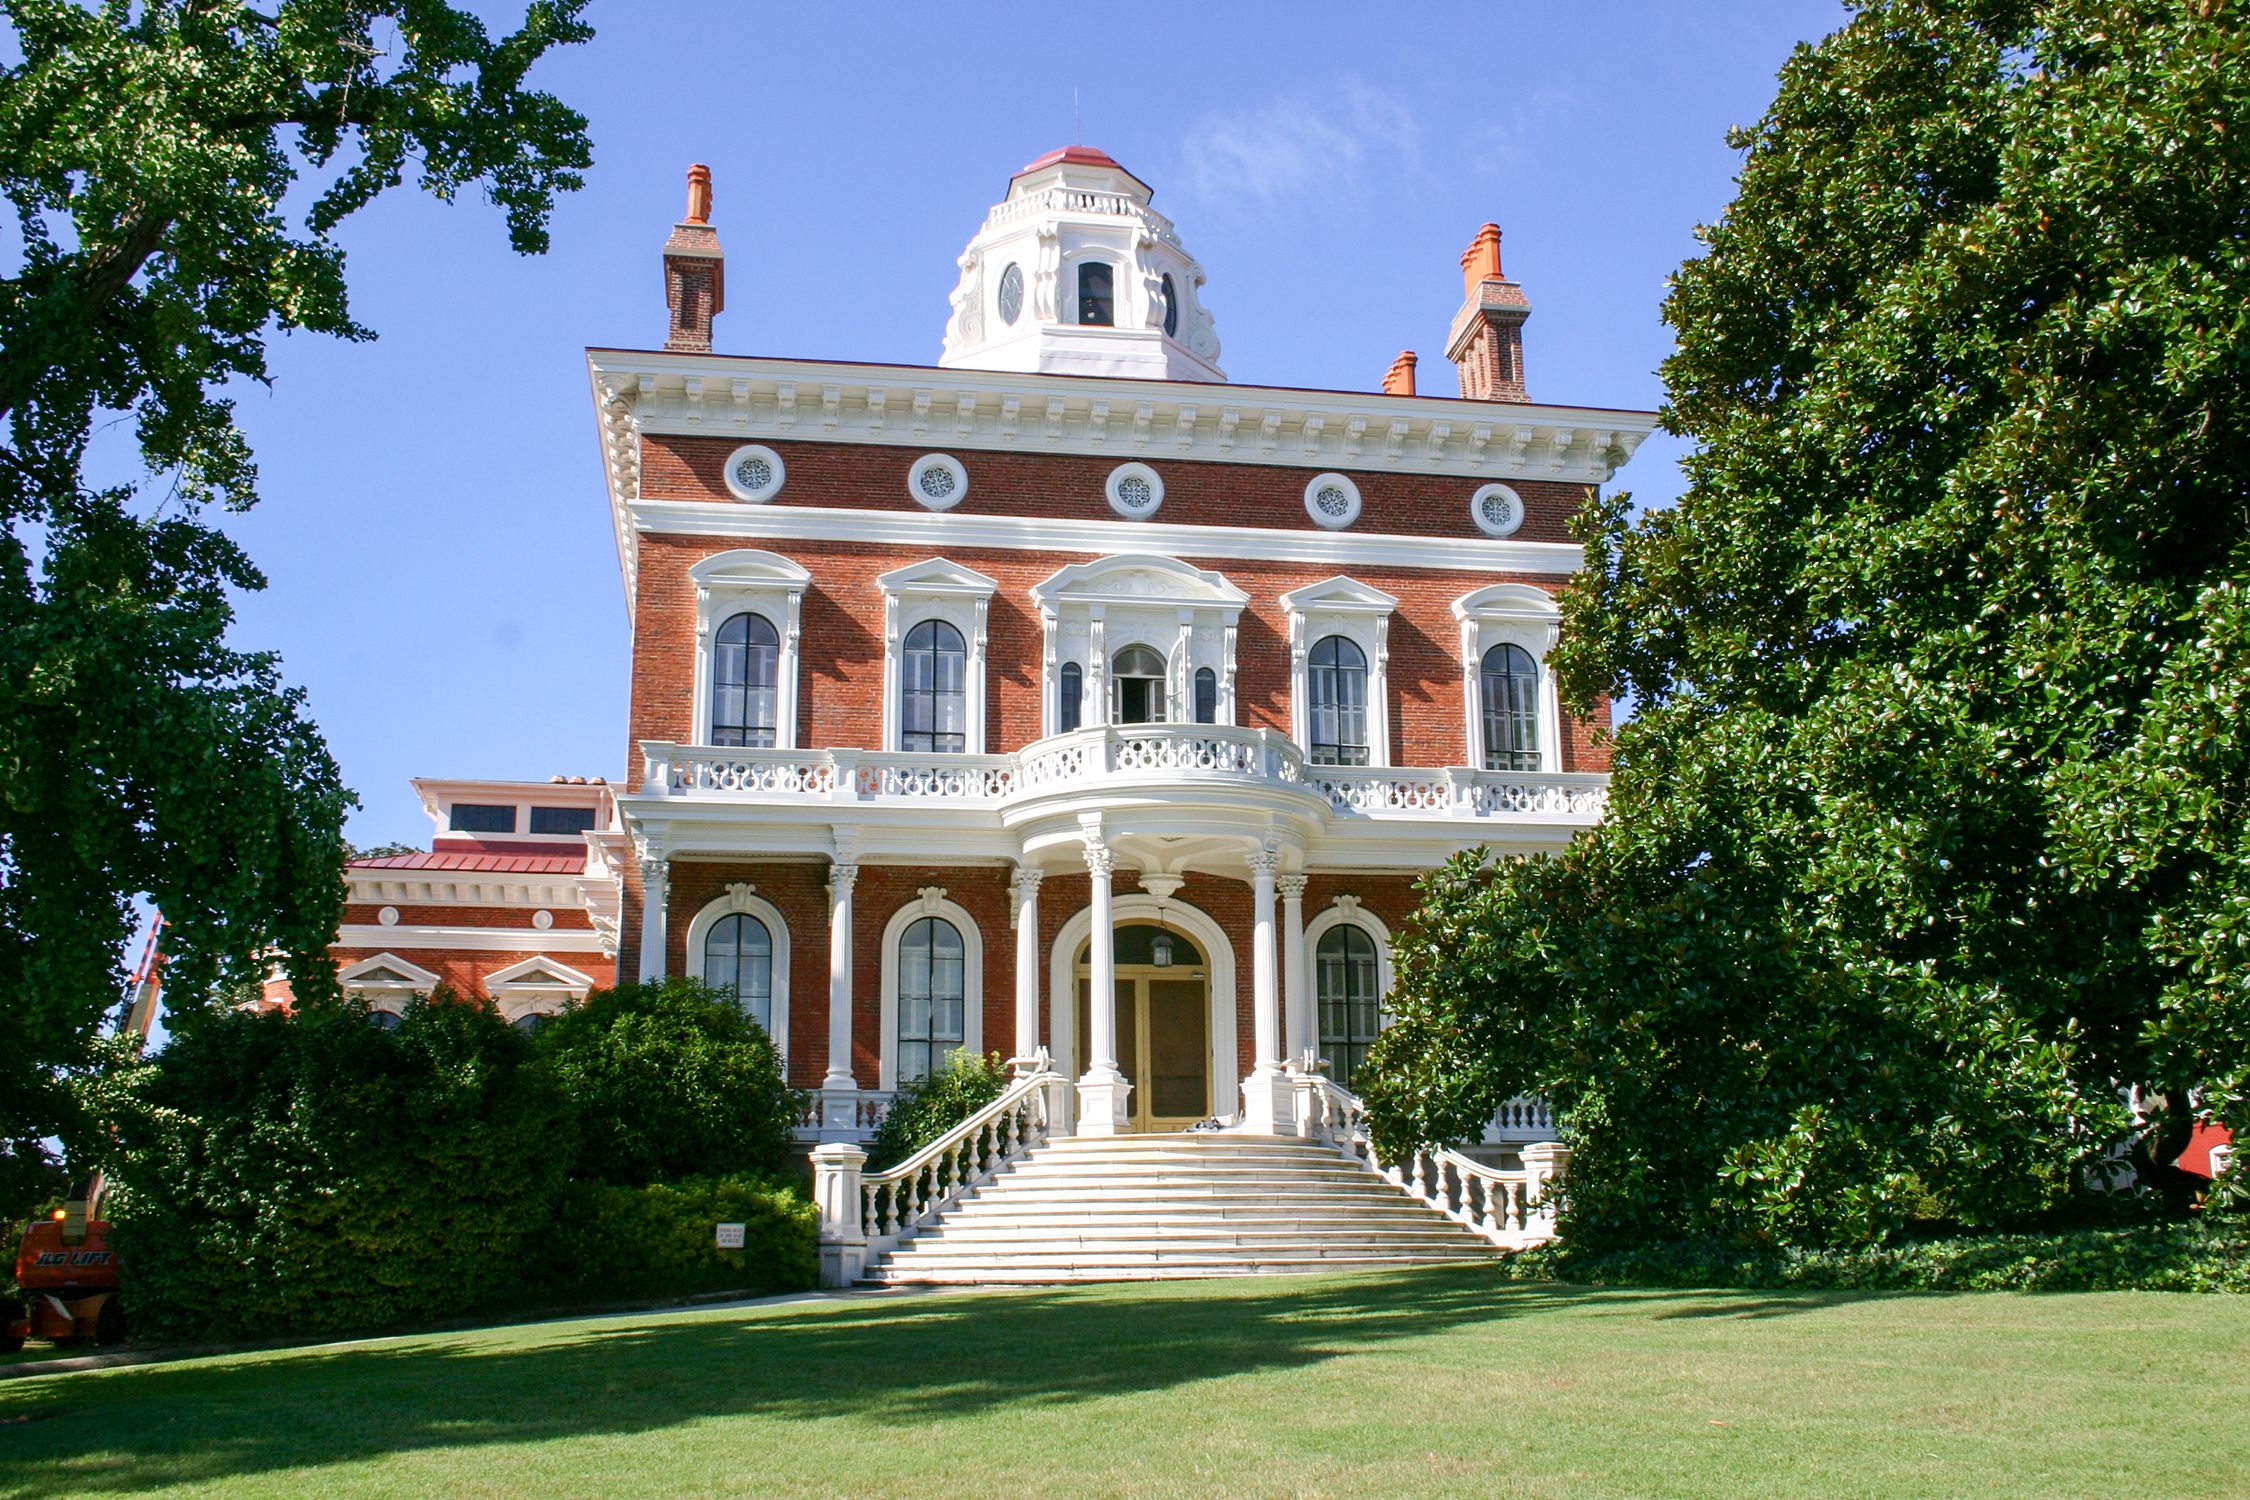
[940,146,1224,382]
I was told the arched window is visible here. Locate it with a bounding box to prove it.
[1059,662,1083,733]
[367,1008,403,1032]
[1161,273,1180,338]
[1316,925,1382,1088]
[901,620,968,753]
[896,916,966,1084]
[1111,645,1167,725]
[1193,667,1218,725]
[703,911,775,1030]
[1076,262,1114,326]
[712,612,780,748]
[1480,643,1541,771]
[1307,635,1370,766]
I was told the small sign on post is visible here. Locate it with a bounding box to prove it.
[715,1222,746,1250]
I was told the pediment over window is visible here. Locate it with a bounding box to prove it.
[689,548,814,591]
[1278,576,1400,617]
[338,952,441,989]
[1451,581,1560,625]
[482,956,596,996]
[1029,553,1247,614]
[875,558,1000,598]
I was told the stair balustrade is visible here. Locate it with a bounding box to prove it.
[1294,1070,1569,1250]
[810,1054,1072,1287]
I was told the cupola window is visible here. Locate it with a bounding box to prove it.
[1076,262,1114,327]
[1111,645,1167,725]
[1161,273,1179,337]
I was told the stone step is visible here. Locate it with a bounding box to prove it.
[863,1255,1493,1285]
[975,1163,1380,1186]
[944,1181,1416,1204]
[902,1229,1487,1252]
[934,1201,1447,1225]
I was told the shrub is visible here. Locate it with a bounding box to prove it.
[865,1051,1009,1172]
[535,977,804,1185]
[105,995,575,1341]
[541,1174,817,1303]
[1497,1220,2250,1295]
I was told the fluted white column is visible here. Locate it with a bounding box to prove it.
[1239,846,1295,1134]
[822,861,859,1091]
[636,853,669,983]
[1278,874,1311,1064]
[1075,835,1131,1135]
[1011,866,1043,1067]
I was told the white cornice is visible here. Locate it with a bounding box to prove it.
[334,924,611,953]
[630,500,1583,578]
[585,350,1655,616]
[345,873,597,907]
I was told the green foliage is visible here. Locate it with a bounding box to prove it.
[1365,0,2250,1247]
[533,978,805,1186]
[543,1175,817,1304]
[0,1,592,1216]
[103,995,575,1341]
[1498,1220,2250,1296]
[865,1051,1010,1173]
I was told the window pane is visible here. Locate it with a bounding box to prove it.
[448,803,515,833]
[1308,636,1370,766]
[713,612,780,746]
[528,806,597,836]
[897,916,967,1084]
[1194,668,1217,725]
[1078,262,1114,326]
[1481,643,1541,771]
[1059,663,1083,732]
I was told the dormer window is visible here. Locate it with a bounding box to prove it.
[449,803,515,834]
[1077,262,1114,326]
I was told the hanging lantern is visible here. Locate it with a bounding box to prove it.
[1151,929,1174,968]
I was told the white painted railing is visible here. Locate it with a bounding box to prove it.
[810,1056,1073,1287]
[1485,1096,1556,1143]
[1295,1072,1567,1249]
[640,733,1606,825]
[796,1088,893,1143]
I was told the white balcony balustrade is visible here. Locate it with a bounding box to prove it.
[638,725,1607,826]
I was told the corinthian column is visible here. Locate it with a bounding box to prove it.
[822,859,859,1093]
[1011,866,1043,1068]
[636,851,669,984]
[1074,830,1131,1135]
[1238,845,1295,1135]
[1278,874,1311,1064]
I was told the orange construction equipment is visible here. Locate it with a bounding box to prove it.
[5,1190,122,1349]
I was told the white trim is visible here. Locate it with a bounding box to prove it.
[1047,894,1237,1123]
[338,951,441,1014]
[877,889,985,1091]
[1470,482,1525,538]
[690,548,810,751]
[1105,461,1164,521]
[682,884,793,1055]
[1032,554,1247,737]
[1303,897,1396,1044]
[1279,577,1400,769]
[481,955,597,1021]
[631,500,1584,577]
[878,560,999,755]
[721,444,786,503]
[1452,583,1563,772]
[335,924,611,952]
[1304,472,1362,530]
[908,453,968,511]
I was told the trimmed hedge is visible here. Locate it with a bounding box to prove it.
[107,998,574,1341]
[1498,1220,2250,1294]
[544,1175,816,1303]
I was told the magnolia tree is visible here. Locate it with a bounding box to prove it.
[1363,0,2249,1247]
[0,1,593,1216]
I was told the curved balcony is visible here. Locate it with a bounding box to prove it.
[637,727,1607,829]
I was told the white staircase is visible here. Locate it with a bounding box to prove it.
[862,1132,1503,1285]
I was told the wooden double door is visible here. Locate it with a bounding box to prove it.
[1074,961,1212,1132]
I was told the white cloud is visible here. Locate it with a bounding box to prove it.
[1179,80,1424,214]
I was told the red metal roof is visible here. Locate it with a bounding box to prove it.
[1020,144,1126,174]
[350,850,586,875]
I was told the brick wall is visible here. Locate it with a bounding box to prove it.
[327,946,616,999]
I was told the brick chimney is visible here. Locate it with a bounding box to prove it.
[662,164,724,353]
[1445,223,1530,402]
[1381,350,1418,397]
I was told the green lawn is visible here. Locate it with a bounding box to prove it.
[2,1267,2244,1499]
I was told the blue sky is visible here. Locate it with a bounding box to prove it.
[215,0,1841,848]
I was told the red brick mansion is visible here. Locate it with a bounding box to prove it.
[325,148,1656,1153]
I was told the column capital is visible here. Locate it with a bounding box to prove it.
[1246,846,1282,879]
[1012,865,1045,896]
[828,862,859,896]
[637,853,670,887]
[1275,874,1310,901]
[1082,842,1115,878]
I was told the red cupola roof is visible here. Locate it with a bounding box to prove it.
[1010,145,1151,197]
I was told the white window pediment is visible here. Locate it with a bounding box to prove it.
[483,956,595,1023]
[880,559,999,754]
[339,952,441,1013]
[1280,577,1399,768]
[692,548,811,751]
[1031,555,1246,736]
[1451,583,1564,772]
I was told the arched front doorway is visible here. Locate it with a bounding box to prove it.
[1073,922,1211,1131]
